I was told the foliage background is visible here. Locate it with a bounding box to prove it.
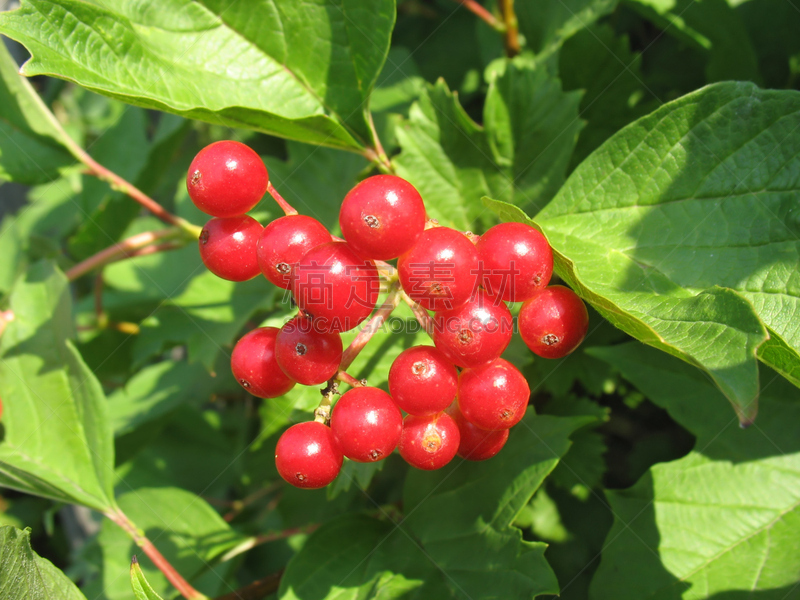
[0,0,799,599]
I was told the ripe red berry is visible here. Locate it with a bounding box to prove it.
[291,242,380,333]
[447,403,509,461]
[275,316,342,386]
[275,421,343,489]
[519,285,589,359]
[199,215,263,282]
[477,222,553,302]
[187,140,268,218]
[398,227,480,312]
[398,412,460,470]
[231,327,296,398]
[257,215,331,289]
[330,387,403,462]
[388,346,457,416]
[458,359,529,430]
[432,289,513,368]
[339,175,426,260]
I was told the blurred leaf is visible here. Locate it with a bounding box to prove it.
[325,458,385,500]
[0,0,396,151]
[624,0,760,82]
[394,59,581,228]
[84,487,245,600]
[559,24,654,168]
[0,262,116,512]
[108,360,220,436]
[516,0,617,58]
[489,82,800,423]
[130,557,164,600]
[371,47,426,114]
[0,526,87,600]
[590,342,800,599]
[736,0,800,88]
[0,42,72,184]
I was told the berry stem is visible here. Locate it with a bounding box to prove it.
[220,524,319,562]
[365,112,394,174]
[266,181,299,216]
[340,282,402,370]
[336,371,366,388]
[65,228,184,281]
[498,0,521,56]
[107,509,208,600]
[401,291,435,337]
[454,0,506,32]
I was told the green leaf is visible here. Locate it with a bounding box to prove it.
[500,82,800,423]
[0,0,397,151]
[107,360,221,436]
[0,262,116,512]
[0,526,87,600]
[516,0,617,58]
[0,41,72,184]
[279,514,440,600]
[84,488,246,600]
[130,557,164,600]
[394,60,581,228]
[589,342,800,599]
[624,0,760,82]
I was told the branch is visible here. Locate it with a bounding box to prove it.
[454,0,506,32]
[109,509,208,600]
[340,282,402,370]
[401,291,435,338]
[220,524,319,562]
[499,0,521,56]
[65,228,183,281]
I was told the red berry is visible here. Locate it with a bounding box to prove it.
[187,140,268,217]
[199,215,263,282]
[275,316,343,386]
[447,403,509,461]
[339,175,426,260]
[477,222,553,302]
[291,242,380,333]
[388,346,457,416]
[330,387,403,462]
[275,422,343,489]
[257,215,331,289]
[231,327,296,398]
[458,359,529,430]
[398,227,480,311]
[519,285,589,359]
[398,412,460,470]
[432,289,513,369]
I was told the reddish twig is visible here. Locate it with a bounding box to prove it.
[65,229,182,281]
[267,181,299,216]
[214,572,283,600]
[336,371,366,388]
[220,524,319,562]
[340,283,402,370]
[454,0,505,31]
[109,510,207,600]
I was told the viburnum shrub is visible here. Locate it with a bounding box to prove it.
[0,1,799,600]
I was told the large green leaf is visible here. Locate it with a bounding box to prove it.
[624,0,760,83]
[0,0,396,152]
[589,342,800,599]
[0,262,116,512]
[0,526,87,600]
[0,41,72,184]
[394,59,581,228]
[279,414,589,599]
[84,487,246,600]
[494,82,800,423]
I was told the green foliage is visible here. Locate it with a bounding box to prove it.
[0,526,87,599]
[1,1,800,599]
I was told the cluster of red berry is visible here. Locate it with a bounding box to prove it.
[187,140,589,489]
